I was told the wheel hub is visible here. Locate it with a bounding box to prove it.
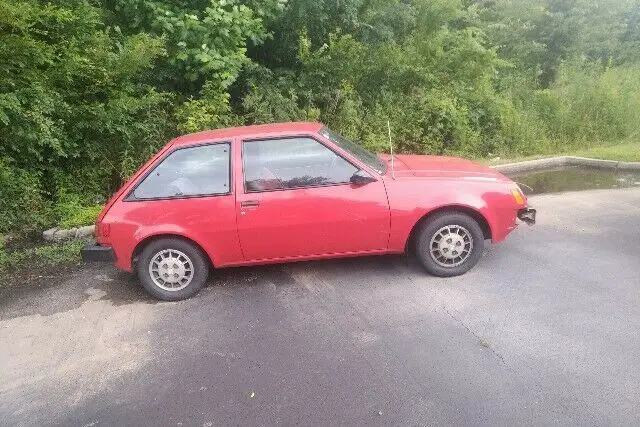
[149,249,194,291]
[159,261,186,283]
[429,225,474,268]
[437,234,465,259]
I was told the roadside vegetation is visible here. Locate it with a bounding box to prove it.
[0,238,87,278]
[1,0,640,239]
[486,140,640,165]
[572,142,640,162]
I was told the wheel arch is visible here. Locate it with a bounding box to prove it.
[404,205,492,252]
[132,233,215,269]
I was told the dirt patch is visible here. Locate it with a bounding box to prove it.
[1,261,83,290]
[0,265,163,322]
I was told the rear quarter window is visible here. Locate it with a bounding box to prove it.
[132,143,230,199]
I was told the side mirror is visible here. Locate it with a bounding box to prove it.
[350,169,377,186]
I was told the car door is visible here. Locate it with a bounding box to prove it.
[235,135,390,261]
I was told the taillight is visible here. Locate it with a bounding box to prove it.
[95,222,111,238]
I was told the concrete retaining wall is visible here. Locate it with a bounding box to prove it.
[43,225,95,242]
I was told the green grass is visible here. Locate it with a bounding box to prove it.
[571,141,640,162]
[0,239,86,275]
[485,140,640,165]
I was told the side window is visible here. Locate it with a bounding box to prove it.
[132,143,230,199]
[243,137,358,192]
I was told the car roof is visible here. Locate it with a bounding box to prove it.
[170,122,324,146]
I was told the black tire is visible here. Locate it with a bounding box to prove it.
[415,212,485,277]
[137,238,210,301]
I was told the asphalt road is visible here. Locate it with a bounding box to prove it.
[1,188,639,426]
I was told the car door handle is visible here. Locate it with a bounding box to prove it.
[240,200,260,208]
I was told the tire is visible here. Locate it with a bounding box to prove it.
[415,212,485,277]
[137,238,210,301]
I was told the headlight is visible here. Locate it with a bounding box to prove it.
[510,187,525,205]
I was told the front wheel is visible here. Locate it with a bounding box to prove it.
[137,238,210,301]
[415,212,485,277]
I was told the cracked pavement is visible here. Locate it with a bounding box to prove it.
[1,188,639,426]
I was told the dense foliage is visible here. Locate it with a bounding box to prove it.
[1,0,639,233]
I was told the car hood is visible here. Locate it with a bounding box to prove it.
[378,154,511,182]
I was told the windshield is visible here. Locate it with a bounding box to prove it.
[319,127,387,174]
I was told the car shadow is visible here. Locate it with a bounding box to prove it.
[0,247,503,320]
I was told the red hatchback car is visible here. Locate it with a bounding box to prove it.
[82,122,535,300]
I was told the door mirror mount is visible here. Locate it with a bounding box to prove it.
[350,170,377,186]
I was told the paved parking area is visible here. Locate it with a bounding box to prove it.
[1,188,639,426]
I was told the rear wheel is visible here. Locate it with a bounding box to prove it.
[415,212,485,277]
[137,238,209,301]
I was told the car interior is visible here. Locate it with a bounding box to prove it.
[133,144,230,199]
[243,138,357,192]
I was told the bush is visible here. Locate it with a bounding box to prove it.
[0,161,52,233]
[2,0,640,240]
[497,60,640,156]
[57,204,103,229]
[549,61,640,144]
[53,189,103,229]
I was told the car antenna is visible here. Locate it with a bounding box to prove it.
[387,120,395,179]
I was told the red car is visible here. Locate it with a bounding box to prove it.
[82,122,536,300]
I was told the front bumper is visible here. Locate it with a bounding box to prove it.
[517,208,537,225]
[81,243,116,262]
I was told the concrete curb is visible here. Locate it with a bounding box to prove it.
[491,156,640,174]
[43,225,94,243]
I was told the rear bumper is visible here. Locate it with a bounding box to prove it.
[517,207,537,225]
[81,243,116,262]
